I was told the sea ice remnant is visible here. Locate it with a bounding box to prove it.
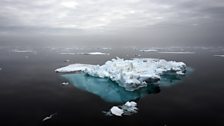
[107,101,138,116]
[55,58,187,91]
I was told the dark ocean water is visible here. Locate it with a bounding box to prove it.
[0,46,224,126]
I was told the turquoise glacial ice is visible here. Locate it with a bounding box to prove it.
[61,73,160,103]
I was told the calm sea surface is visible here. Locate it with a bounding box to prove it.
[0,46,224,126]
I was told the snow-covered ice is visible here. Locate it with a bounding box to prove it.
[56,58,187,91]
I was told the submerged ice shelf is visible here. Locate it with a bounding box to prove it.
[61,73,160,103]
[56,58,188,91]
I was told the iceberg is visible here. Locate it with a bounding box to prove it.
[56,58,187,91]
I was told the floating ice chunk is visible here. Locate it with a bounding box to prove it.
[12,49,35,53]
[158,51,195,54]
[60,52,109,55]
[110,106,124,116]
[42,113,57,122]
[0,68,2,71]
[61,82,69,85]
[125,101,137,107]
[56,58,187,91]
[64,59,70,62]
[107,101,138,116]
[101,47,112,50]
[214,55,224,57]
[121,101,138,115]
[86,52,109,55]
[139,49,158,52]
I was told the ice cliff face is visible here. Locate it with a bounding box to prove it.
[56,58,187,91]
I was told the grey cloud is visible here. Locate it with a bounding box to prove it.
[0,0,224,46]
[0,0,223,30]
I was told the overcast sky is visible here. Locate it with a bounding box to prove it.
[0,0,224,46]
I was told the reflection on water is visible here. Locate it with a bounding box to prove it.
[61,73,160,103]
[159,67,193,87]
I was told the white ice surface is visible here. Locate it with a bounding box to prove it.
[56,58,186,91]
[86,52,109,55]
[110,106,124,116]
[61,82,69,85]
[56,64,95,73]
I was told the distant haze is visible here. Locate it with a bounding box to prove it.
[0,0,224,47]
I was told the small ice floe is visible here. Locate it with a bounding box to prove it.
[86,52,110,55]
[61,82,69,86]
[140,48,158,52]
[60,52,76,55]
[42,113,57,122]
[105,101,138,117]
[214,55,224,57]
[110,106,124,116]
[25,56,29,59]
[60,52,86,55]
[0,68,2,71]
[12,49,35,53]
[101,47,112,50]
[60,52,109,55]
[158,51,195,54]
[64,59,70,62]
